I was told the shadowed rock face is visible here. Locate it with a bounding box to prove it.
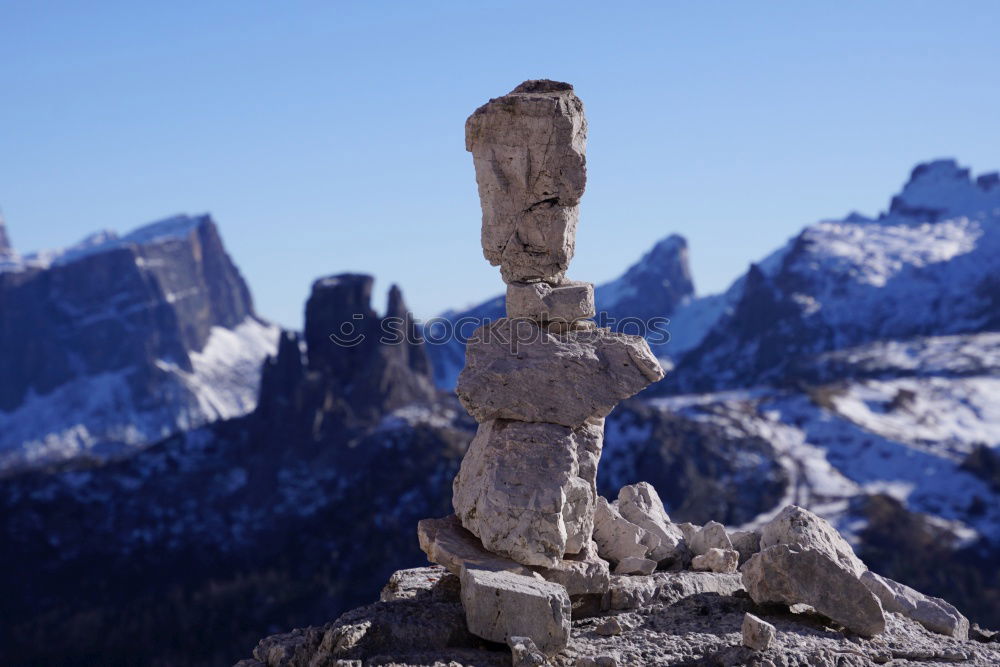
[0,216,12,256]
[272,274,437,427]
[0,215,255,413]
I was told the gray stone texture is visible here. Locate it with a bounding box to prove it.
[466,80,587,284]
[452,419,604,567]
[457,319,664,428]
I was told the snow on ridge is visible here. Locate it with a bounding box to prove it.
[0,316,279,473]
[890,159,1000,221]
[1,214,211,274]
[646,384,1000,544]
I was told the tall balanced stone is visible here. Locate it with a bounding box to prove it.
[429,80,663,657]
[466,80,587,284]
[452,81,663,574]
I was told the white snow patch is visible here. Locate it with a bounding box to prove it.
[0,317,279,472]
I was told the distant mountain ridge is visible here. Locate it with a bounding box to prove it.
[0,214,278,471]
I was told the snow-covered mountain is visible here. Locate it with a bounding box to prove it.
[669,159,1000,393]
[0,214,278,471]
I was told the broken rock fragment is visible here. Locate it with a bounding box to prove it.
[452,419,603,567]
[460,566,571,656]
[689,521,733,556]
[506,280,595,322]
[613,557,657,576]
[457,319,664,428]
[729,529,761,566]
[861,570,969,639]
[759,505,867,577]
[466,80,587,284]
[742,613,776,651]
[616,482,685,562]
[691,548,739,574]
[742,545,885,637]
[592,496,659,564]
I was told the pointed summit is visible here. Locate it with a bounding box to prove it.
[0,210,13,256]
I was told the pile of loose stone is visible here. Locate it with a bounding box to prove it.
[411,80,974,663]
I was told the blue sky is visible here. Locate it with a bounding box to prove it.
[2,1,998,328]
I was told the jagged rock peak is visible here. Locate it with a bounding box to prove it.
[887,158,1000,221]
[594,233,695,321]
[0,210,12,256]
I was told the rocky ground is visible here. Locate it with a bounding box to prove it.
[238,565,1000,667]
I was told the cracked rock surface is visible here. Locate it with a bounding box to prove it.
[451,418,603,567]
[239,566,1000,667]
[466,80,587,284]
[457,319,664,428]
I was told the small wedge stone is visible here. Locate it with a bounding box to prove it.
[613,557,657,576]
[616,483,684,562]
[507,280,595,322]
[742,613,775,651]
[691,548,739,574]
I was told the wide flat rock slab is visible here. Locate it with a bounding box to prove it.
[457,319,664,427]
[452,419,604,568]
[466,80,587,284]
[506,280,595,322]
[419,514,609,597]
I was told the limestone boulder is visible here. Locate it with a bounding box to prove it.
[458,319,664,427]
[861,570,969,639]
[742,613,776,651]
[460,566,571,656]
[759,505,867,578]
[616,483,684,562]
[592,496,659,563]
[466,80,587,284]
[452,419,603,568]
[691,548,739,574]
[506,280,595,322]
[729,529,761,565]
[741,545,885,637]
[689,520,733,556]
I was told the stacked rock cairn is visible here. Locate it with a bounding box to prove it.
[418,80,971,660]
[418,79,664,656]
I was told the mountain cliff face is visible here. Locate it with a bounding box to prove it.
[0,214,278,470]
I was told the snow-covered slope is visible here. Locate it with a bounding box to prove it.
[668,159,1000,393]
[0,214,279,472]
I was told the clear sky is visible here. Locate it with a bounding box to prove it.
[2,1,998,328]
